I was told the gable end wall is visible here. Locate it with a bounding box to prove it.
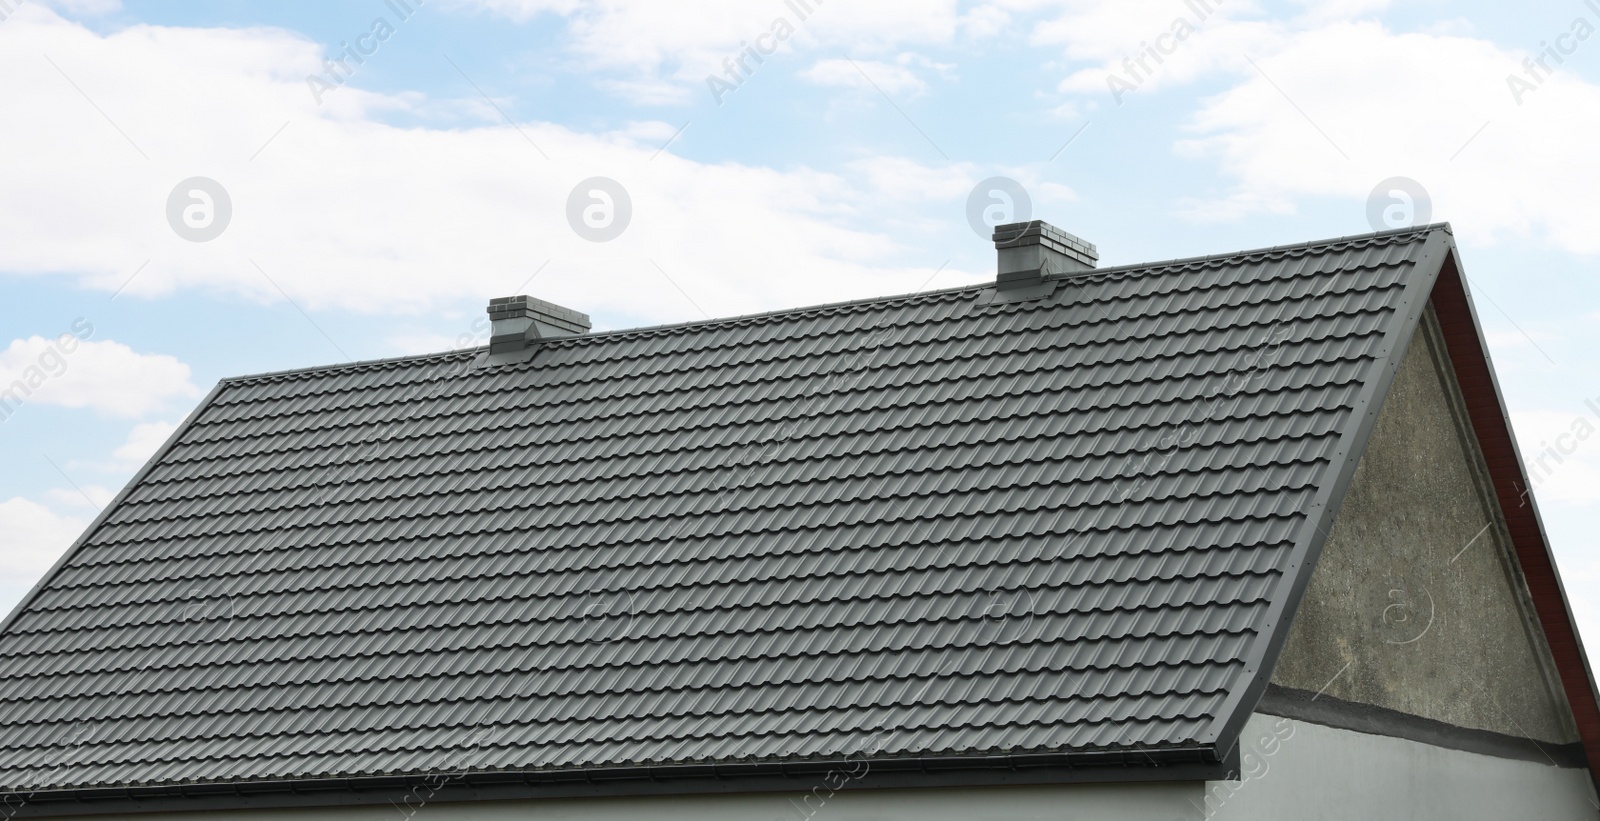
[1269,304,1580,746]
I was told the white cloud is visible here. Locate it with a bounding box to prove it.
[41,0,123,15]
[1022,0,1600,256]
[0,497,87,589]
[1288,0,1390,24]
[1568,589,1600,659]
[805,58,929,95]
[443,0,972,103]
[1146,19,1600,254]
[0,334,201,418]
[113,420,180,466]
[960,2,1011,39]
[42,485,114,510]
[1512,409,1600,507]
[0,7,982,325]
[1172,189,1298,223]
[805,53,955,96]
[1035,180,1078,204]
[385,332,484,356]
[1039,0,1278,92]
[1478,326,1555,352]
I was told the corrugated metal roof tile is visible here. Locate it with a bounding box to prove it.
[0,227,1440,793]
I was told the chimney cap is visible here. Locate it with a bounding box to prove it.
[486,294,591,357]
[991,220,1098,256]
[488,294,589,321]
[992,220,1098,290]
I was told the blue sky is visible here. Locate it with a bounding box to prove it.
[3,0,1600,641]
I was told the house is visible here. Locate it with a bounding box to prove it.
[1,221,1596,820]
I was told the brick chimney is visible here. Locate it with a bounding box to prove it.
[487,295,591,354]
[992,221,1098,290]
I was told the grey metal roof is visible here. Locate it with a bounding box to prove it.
[0,225,1452,803]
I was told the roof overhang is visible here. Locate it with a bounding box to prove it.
[1,747,1235,818]
[1427,246,1600,784]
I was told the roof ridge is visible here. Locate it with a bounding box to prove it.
[219,224,1448,388]
[1050,222,1449,283]
[219,287,981,387]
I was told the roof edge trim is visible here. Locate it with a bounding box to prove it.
[1429,251,1600,786]
[0,746,1231,818]
[0,381,229,640]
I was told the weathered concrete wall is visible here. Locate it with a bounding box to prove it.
[1271,307,1579,744]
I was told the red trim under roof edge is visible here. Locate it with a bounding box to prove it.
[1431,248,1600,784]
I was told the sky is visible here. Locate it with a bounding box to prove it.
[1,0,1599,647]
